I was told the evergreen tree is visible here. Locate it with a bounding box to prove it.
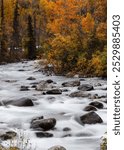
[11,0,20,51]
[0,0,8,62]
[27,15,36,60]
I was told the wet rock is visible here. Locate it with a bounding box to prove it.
[4,80,17,83]
[36,80,56,91]
[0,131,17,140]
[46,79,54,83]
[79,78,85,81]
[80,111,103,124]
[5,98,34,107]
[78,84,94,91]
[46,89,62,95]
[48,145,66,150]
[95,83,102,87]
[20,86,29,91]
[27,77,36,80]
[62,134,72,137]
[18,69,25,71]
[98,95,107,99]
[62,80,80,87]
[63,127,71,132]
[102,87,107,90]
[69,91,90,98]
[62,89,69,92]
[31,118,56,131]
[75,132,93,137]
[84,105,97,111]
[31,85,37,88]
[89,94,99,99]
[35,132,53,138]
[31,116,44,124]
[89,101,104,109]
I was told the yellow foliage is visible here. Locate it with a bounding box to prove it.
[96,22,107,41]
[82,13,95,33]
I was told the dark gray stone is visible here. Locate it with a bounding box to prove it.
[0,131,17,140]
[27,77,36,80]
[36,80,56,91]
[46,79,54,83]
[69,91,90,98]
[84,105,97,111]
[48,146,66,150]
[46,89,62,95]
[63,127,71,132]
[2,98,34,107]
[78,84,94,91]
[80,112,103,124]
[35,132,53,138]
[31,118,56,131]
[20,86,29,91]
[89,101,104,109]
[62,80,80,87]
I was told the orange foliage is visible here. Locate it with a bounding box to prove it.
[82,13,95,33]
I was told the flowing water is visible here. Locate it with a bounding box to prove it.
[0,60,107,150]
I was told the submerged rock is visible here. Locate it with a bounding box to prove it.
[69,91,90,98]
[48,145,66,150]
[63,127,71,131]
[27,77,36,80]
[0,131,17,140]
[89,101,104,109]
[35,132,53,138]
[31,116,44,124]
[4,80,17,83]
[18,69,25,71]
[36,80,56,91]
[31,118,56,131]
[20,86,29,91]
[78,84,94,91]
[62,80,80,87]
[46,89,62,95]
[1,98,34,107]
[84,105,97,111]
[80,111,103,124]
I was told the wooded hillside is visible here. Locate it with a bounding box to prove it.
[0,0,107,77]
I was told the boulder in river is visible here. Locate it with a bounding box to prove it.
[84,105,97,111]
[18,69,25,71]
[31,116,44,124]
[48,145,66,150]
[2,98,34,107]
[31,118,56,131]
[62,80,80,87]
[36,80,56,91]
[27,77,36,80]
[63,127,71,131]
[69,91,90,98]
[20,86,29,91]
[78,84,94,91]
[89,101,104,109]
[35,132,53,138]
[80,111,103,124]
[0,131,17,140]
[46,89,62,95]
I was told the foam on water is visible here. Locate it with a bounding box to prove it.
[0,60,107,150]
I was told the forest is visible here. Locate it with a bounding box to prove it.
[0,0,107,77]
